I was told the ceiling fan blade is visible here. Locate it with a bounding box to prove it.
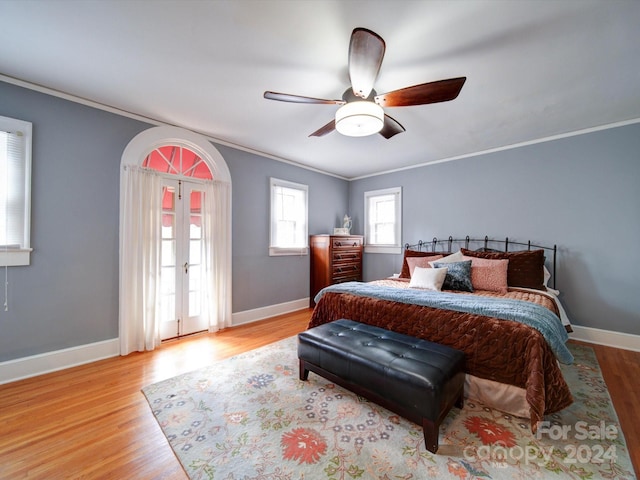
[349,28,385,99]
[264,91,345,105]
[375,77,467,107]
[309,119,336,137]
[379,114,405,139]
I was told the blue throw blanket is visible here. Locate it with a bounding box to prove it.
[315,282,574,365]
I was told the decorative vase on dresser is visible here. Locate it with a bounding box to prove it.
[309,234,363,307]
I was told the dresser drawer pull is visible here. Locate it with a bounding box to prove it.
[334,253,358,260]
[334,265,360,273]
[333,240,362,248]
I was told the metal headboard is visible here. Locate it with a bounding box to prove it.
[404,235,557,289]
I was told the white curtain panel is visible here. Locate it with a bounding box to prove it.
[119,166,163,355]
[202,180,232,332]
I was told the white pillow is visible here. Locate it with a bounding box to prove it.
[409,266,448,291]
[428,250,465,267]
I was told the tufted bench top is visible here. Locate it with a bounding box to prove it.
[298,319,465,453]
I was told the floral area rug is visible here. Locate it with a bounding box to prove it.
[142,337,636,479]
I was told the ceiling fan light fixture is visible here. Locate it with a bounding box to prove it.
[335,101,384,137]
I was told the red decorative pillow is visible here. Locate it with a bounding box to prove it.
[461,255,509,293]
[460,248,546,290]
[400,250,450,279]
[406,255,444,277]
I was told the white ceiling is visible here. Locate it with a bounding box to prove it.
[1,0,639,179]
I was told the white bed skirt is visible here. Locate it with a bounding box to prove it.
[465,374,530,419]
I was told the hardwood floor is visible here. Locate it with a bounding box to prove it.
[0,310,638,479]
[581,340,640,476]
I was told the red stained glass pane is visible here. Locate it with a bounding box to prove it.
[144,146,212,179]
[159,146,179,174]
[190,191,202,213]
[182,149,198,176]
[190,214,202,228]
[162,213,174,229]
[192,160,213,179]
[162,186,174,211]
[144,149,169,172]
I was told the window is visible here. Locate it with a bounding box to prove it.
[364,187,402,254]
[0,115,32,266]
[142,145,213,180]
[269,178,308,256]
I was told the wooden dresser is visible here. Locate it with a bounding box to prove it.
[309,234,363,307]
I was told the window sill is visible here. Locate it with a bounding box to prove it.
[364,245,402,255]
[269,247,309,257]
[0,248,32,266]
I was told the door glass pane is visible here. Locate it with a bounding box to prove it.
[190,219,202,240]
[190,190,202,239]
[162,187,175,239]
[162,186,175,211]
[162,214,175,238]
[189,291,201,317]
[189,264,201,290]
[161,240,175,266]
[160,266,175,323]
[190,239,202,265]
[187,189,203,319]
[189,262,201,317]
[161,184,177,326]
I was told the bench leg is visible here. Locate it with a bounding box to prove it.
[422,418,439,454]
[299,359,309,381]
[455,387,464,409]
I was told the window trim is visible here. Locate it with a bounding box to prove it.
[0,115,33,267]
[364,186,402,254]
[269,177,309,257]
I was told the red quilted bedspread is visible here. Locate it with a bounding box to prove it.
[308,281,573,431]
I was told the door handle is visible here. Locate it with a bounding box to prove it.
[184,262,189,274]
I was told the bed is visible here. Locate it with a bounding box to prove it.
[308,236,574,431]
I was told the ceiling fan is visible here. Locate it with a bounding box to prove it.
[264,27,466,139]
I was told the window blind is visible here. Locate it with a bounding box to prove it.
[1,130,26,249]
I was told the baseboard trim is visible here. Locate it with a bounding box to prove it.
[232,298,309,326]
[570,325,640,352]
[0,338,120,385]
[5,311,633,385]
[0,299,310,385]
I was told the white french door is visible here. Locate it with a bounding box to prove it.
[160,178,207,339]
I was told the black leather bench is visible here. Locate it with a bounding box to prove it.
[298,319,465,453]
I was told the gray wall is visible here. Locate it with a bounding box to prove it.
[0,81,151,362]
[1,78,637,364]
[0,81,348,362]
[217,145,348,313]
[349,123,640,335]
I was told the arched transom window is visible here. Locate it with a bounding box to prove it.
[142,145,213,180]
